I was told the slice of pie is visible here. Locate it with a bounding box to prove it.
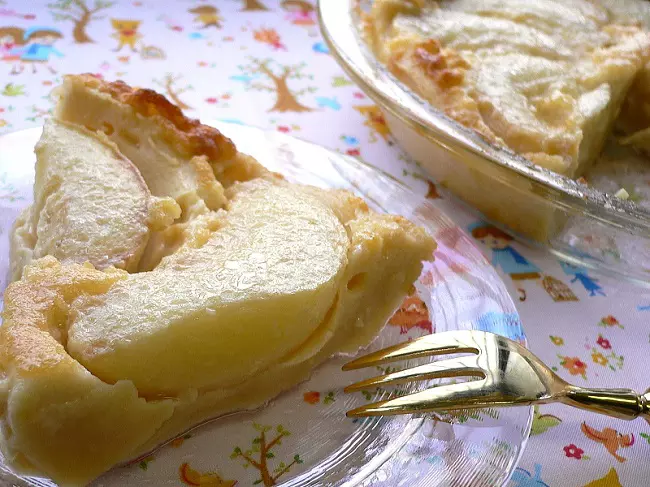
[365,0,650,177]
[0,75,435,486]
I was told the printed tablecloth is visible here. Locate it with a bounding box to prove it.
[1,1,649,485]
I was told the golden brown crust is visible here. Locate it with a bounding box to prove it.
[385,34,502,146]
[66,74,237,163]
[412,39,470,90]
[1,258,126,373]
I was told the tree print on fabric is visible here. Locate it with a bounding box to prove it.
[230,423,303,486]
[235,58,314,112]
[49,0,114,43]
[153,73,192,110]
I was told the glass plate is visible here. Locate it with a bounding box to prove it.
[0,122,531,487]
[319,0,650,287]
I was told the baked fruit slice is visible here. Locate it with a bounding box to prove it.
[52,74,271,271]
[9,119,180,281]
[53,74,268,212]
[0,76,436,486]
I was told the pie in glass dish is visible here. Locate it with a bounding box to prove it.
[364,0,650,177]
[0,75,435,486]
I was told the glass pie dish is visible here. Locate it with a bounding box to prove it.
[0,122,530,486]
[319,0,650,287]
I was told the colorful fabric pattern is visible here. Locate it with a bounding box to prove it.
[1,1,650,485]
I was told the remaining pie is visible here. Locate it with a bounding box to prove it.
[0,75,435,486]
[365,0,650,177]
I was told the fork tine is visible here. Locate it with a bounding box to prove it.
[344,355,484,392]
[346,380,493,417]
[342,330,480,371]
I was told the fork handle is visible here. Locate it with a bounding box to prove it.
[562,386,650,423]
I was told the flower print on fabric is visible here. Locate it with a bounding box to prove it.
[598,315,623,329]
[559,356,587,379]
[587,334,623,371]
[303,391,319,404]
[563,444,587,460]
[253,27,286,50]
[302,391,334,405]
[596,335,611,349]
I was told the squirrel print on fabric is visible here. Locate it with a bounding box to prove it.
[581,422,634,462]
[111,19,142,52]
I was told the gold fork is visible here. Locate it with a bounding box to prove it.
[343,330,650,422]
